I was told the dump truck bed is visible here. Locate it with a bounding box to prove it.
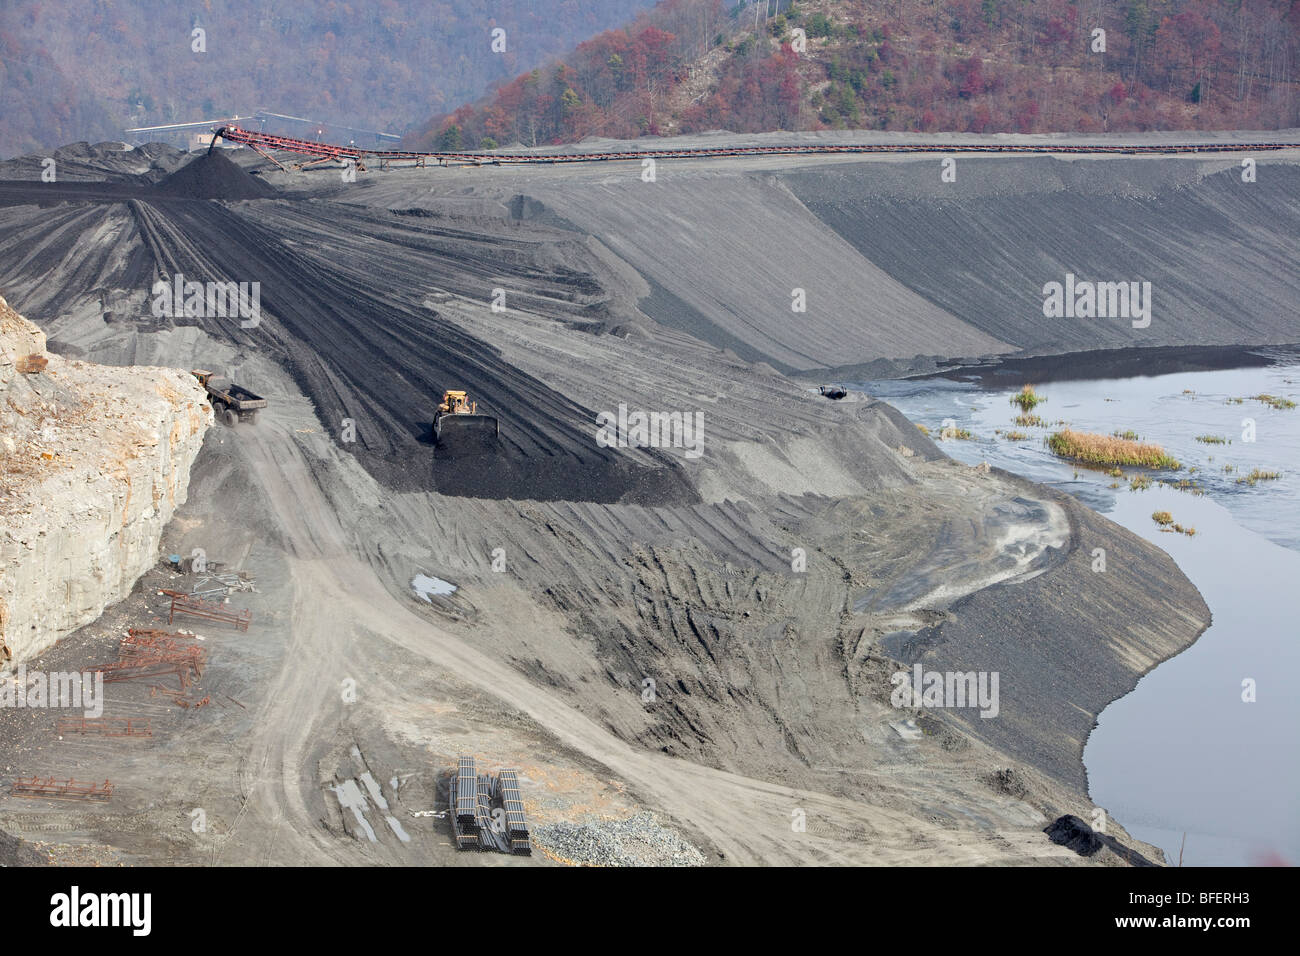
[207,381,267,411]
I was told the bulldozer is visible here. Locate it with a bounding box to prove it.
[434,389,499,444]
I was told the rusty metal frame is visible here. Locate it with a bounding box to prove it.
[10,776,113,801]
[161,589,251,631]
[56,717,153,738]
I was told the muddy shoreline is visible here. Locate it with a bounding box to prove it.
[925,343,1300,386]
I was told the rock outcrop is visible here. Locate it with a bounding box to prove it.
[0,294,210,666]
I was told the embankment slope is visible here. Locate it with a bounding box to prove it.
[337,133,1300,373]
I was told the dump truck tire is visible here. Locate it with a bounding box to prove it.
[223,409,238,428]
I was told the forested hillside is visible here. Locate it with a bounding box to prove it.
[408,0,1300,151]
[0,0,657,157]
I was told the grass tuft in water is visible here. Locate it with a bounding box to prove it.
[1047,429,1180,469]
[1236,468,1282,486]
[1010,385,1045,412]
[938,425,974,441]
[1251,394,1296,411]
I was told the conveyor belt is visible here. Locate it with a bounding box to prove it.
[214,125,1296,171]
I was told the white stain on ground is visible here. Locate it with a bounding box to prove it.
[331,778,377,842]
[359,771,388,811]
[385,815,411,843]
[412,573,457,602]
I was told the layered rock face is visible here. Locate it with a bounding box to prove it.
[0,294,210,666]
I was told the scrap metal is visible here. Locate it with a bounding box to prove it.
[161,589,251,631]
[56,717,153,738]
[10,776,113,801]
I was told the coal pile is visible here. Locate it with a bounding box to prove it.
[1044,814,1103,856]
[0,141,186,185]
[430,444,697,505]
[0,826,45,866]
[139,198,699,505]
[153,150,276,200]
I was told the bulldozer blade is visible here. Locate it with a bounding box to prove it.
[434,413,501,447]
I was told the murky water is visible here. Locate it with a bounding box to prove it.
[855,356,1300,866]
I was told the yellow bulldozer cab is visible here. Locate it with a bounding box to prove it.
[433,388,499,445]
[439,390,477,414]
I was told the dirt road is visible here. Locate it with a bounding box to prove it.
[205,416,1079,865]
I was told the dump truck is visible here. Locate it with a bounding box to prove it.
[434,389,499,444]
[192,370,267,427]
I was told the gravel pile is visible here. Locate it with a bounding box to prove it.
[534,812,706,867]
